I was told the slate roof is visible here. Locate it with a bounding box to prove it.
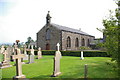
[51,23,94,37]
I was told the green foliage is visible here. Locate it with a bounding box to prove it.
[33,50,109,57]
[97,1,119,63]
[79,46,92,50]
[25,37,34,46]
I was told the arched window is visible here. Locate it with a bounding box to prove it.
[75,38,79,47]
[81,38,85,46]
[67,36,71,48]
[87,39,90,46]
[46,29,51,40]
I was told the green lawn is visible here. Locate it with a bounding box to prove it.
[0,54,3,62]
[1,56,118,78]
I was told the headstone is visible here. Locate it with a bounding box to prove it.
[24,44,27,55]
[0,50,12,69]
[12,49,26,78]
[31,45,34,55]
[6,46,13,61]
[14,44,18,50]
[23,44,28,60]
[28,55,34,64]
[51,43,62,77]
[37,47,42,59]
[27,45,34,64]
[10,46,15,62]
[0,45,5,54]
[80,51,84,60]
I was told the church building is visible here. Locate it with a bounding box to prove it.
[37,11,95,51]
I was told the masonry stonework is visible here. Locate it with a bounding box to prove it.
[37,11,95,51]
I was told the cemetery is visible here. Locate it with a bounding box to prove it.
[0,1,119,79]
[0,43,118,79]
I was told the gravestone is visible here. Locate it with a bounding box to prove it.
[31,45,34,55]
[10,44,17,62]
[23,44,28,60]
[37,47,42,59]
[51,43,62,77]
[80,51,84,60]
[6,46,13,61]
[0,50,12,69]
[0,45,5,54]
[12,49,26,78]
[27,45,34,64]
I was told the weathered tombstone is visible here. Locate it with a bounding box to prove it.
[31,45,34,55]
[0,50,12,69]
[80,51,84,60]
[12,49,26,78]
[37,47,42,59]
[6,46,13,61]
[0,45,5,54]
[11,45,17,62]
[23,44,28,60]
[27,45,34,64]
[51,43,62,77]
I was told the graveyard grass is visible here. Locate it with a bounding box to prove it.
[2,56,118,78]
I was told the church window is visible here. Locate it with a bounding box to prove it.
[75,38,79,47]
[67,36,71,48]
[81,38,85,46]
[46,29,51,40]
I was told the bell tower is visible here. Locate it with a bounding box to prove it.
[46,11,51,24]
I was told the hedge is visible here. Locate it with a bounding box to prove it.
[32,50,110,57]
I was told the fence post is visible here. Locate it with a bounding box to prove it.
[84,64,88,79]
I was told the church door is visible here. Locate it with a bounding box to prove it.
[46,43,50,50]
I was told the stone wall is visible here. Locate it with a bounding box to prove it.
[37,24,61,50]
[37,24,94,51]
[61,31,94,51]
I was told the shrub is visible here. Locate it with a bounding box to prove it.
[79,46,92,50]
[31,50,109,57]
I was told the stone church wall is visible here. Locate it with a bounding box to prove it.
[37,24,61,50]
[61,31,94,51]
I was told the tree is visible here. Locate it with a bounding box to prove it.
[98,0,119,66]
[25,37,34,46]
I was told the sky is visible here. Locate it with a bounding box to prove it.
[0,0,117,44]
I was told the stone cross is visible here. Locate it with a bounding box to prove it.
[0,45,5,54]
[80,51,84,60]
[57,43,60,51]
[37,47,42,59]
[0,50,12,69]
[51,50,62,77]
[12,49,26,78]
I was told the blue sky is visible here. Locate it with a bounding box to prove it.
[0,0,117,43]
